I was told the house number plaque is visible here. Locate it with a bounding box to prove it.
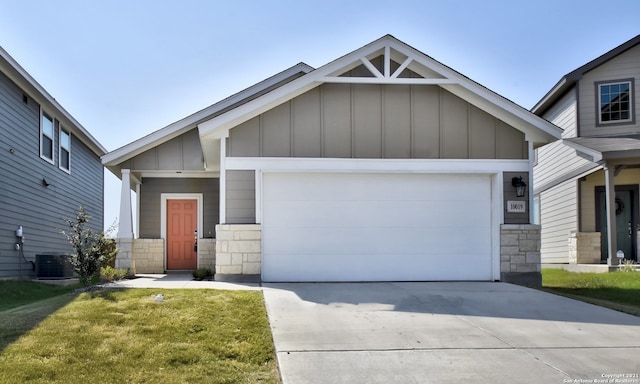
[507,200,526,213]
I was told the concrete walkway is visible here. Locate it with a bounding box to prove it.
[262,282,640,384]
[104,273,261,290]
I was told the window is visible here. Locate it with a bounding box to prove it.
[41,112,54,163]
[597,79,634,125]
[59,127,70,172]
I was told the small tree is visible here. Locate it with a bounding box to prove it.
[62,207,118,286]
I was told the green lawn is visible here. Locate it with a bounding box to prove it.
[541,268,640,316]
[0,280,79,312]
[0,288,281,384]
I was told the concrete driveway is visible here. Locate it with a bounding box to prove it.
[262,282,640,384]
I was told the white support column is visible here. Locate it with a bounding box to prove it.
[118,169,134,239]
[528,140,535,224]
[604,163,617,266]
[116,169,135,273]
[219,136,227,224]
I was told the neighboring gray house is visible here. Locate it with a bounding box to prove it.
[533,34,640,267]
[104,35,561,284]
[0,46,107,279]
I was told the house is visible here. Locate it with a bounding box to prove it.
[533,35,640,268]
[103,35,561,284]
[0,46,107,279]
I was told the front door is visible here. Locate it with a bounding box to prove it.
[596,186,637,262]
[166,199,197,270]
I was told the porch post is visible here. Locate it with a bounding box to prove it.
[219,135,227,224]
[604,163,617,266]
[527,140,535,224]
[116,169,135,273]
[118,169,134,238]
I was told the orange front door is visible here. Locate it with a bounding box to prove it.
[166,199,197,270]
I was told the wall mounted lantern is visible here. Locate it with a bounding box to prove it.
[511,176,527,197]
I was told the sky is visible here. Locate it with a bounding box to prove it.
[0,0,639,232]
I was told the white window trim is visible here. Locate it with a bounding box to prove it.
[40,109,55,164]
[58,127,71,173]
[596,79,635,126]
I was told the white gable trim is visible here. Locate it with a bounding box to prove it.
[198,35,562,144]
[102,63,314,167]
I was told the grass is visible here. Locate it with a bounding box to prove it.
[0,280,80,312]
[0,288,281,384]
[541,268,640,316]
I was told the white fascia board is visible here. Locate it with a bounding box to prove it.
[199,35,561,145]
[103,63,314,166]
[138,171,219,178]
[561,139,603,162]
[225,157,529,173]
[102,124,194,166]
[377,39,562,142]
[198,37,401,137]
[442,85,561,143]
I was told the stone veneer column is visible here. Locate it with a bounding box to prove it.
[500,224,541,286]
[568,232,601,264]
[214,224,261,275]
[198,238,216,271]
[132,239,164,273]
[115,238,135,274]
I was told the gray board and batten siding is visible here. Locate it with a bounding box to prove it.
[227,84,528,160]
[226,170,255,224]
[0,71,104,279]
[119,128,205,171]
[225,84,531,225]
[138,178,219,238]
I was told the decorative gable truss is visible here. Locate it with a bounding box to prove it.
[321,45,455,85]
[198,35,561,155]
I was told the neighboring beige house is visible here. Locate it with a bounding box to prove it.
[533,34,640,267]
[103,35,561,284]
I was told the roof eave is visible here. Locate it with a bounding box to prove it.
[199,35,562,145]
[0,46,107,157]
[102,62,314,167]
[532,34,640,116]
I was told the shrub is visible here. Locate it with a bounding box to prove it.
[62,207,119,286]
[100,266,131,282]
[621,260,637,273]
[193,268,213,281]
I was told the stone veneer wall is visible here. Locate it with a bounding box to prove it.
[215,224,261,275]
[568,232,601,264]
[500,224,541,286]
[132,239,164,274]
[115,238,135,274]
[198,238,216,271]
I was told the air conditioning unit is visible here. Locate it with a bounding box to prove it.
[36,254,74,279]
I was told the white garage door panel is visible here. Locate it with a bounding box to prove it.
[263,226,491,255]
[262,172,494,282]
[261,252,491,282]
[266,200,488,228]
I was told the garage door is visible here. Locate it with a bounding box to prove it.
[262,172,494,282]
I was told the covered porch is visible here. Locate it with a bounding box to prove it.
[563,136,640,268]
